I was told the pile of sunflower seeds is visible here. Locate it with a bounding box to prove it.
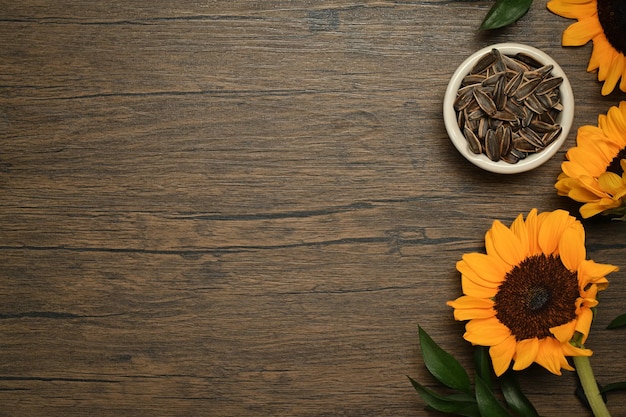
[454,48,564,164]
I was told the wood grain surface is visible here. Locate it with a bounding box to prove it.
[1,1,625,416]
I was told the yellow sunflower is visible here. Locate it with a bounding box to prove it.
[447,209,617,377]
[547,0,626,95]
[556,101,626,219]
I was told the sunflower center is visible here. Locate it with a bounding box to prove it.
[494,254,579,341]
[606,147,626,176]
[597,0,626,55]
[527,286,550,311]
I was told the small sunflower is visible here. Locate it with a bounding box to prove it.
[547,0,626,95]
[556,101,626,219]
[448,209,617,377]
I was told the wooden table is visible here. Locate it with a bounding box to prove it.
[1,1,625,415]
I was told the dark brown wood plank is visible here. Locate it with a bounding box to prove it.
[1,1,626,416]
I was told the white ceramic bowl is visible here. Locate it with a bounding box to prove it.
[443,43,574,174]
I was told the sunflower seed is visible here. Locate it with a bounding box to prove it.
[471,50,497,74]
[536,64,554,78]
[542,126,562,147]
[513,137,538,152]
[502,54,530,73]
[467,107,487,121]
[514,78,542,101]
[485,129,500,162]
[462,74,486,86]
[522,108,534,127]
[465,116,479,132]
[497,125,512,157]
[536,93,554,111]
[457,108,466,130]
[492,110,517,122]
[525,94,547,114]
[529,119,558,133]
[482,71,505,87]
[477,117,489,139]
[494,76,507,110]
[504,71,525,97]
[514,52,543,68]
[454,86,475,111]
[510,148,527,160]
[539,110,556,125]
[492,48,507,73]
[504,98,526,119]
[473,87,497,116]
[464,127,482,154]
[501,152,520,164]
[519,127,544,148]
[535,76,564,95]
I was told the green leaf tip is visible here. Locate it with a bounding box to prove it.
[607,312,626,329]
[419,326,472,394]
[475,374,512,417]
[480,0,533,30]
[500,371,540,417]
[408,376,480,417]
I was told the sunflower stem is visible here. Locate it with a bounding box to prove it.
[573,355,611,417]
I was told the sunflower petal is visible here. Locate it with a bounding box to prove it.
[575,308,594,342]
[489,335,516,376]
[461,274,498,299]
[464,318,511,346]
[598,172,626,197]
[561,342,592,358]
[522,208,541,255]
[538,210,576,255]
[578,259,617,290]
[601,53,623,96]
[558,222,585,272]
[580,201,619,218]
[550,320,577,343]
[547,0,596,19]
[603,102,626,140]
[488,220,526,266]
[512,338,539,371]
[562,18,602,46]
[457,259,501,298]
[448,296,495,321]
[534,338,566,375]
[461,252,509,283]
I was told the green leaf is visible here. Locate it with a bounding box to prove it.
[474,346,493,390]
[480,0,533,30]
[600,381,626,394]
[419,326,472,394]
[607,313,626,329]
[408,376,481,417]
[499,371,540,417]
[475,374,512,417]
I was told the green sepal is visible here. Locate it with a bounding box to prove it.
[474,346,493,391]
[499,371,540,417]
[607,313,626,329]
[419,326,472,394]
[408,376,481,417]
[480,0,533,30]
[600,381,626,394]
[475,373,512,417]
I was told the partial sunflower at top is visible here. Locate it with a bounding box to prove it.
[547,0,626,95]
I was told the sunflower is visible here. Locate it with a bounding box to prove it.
[447,209,617,377]
[547,0,626,95]
[556,101,626,219]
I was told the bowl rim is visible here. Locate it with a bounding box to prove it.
[443,42,575,174]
